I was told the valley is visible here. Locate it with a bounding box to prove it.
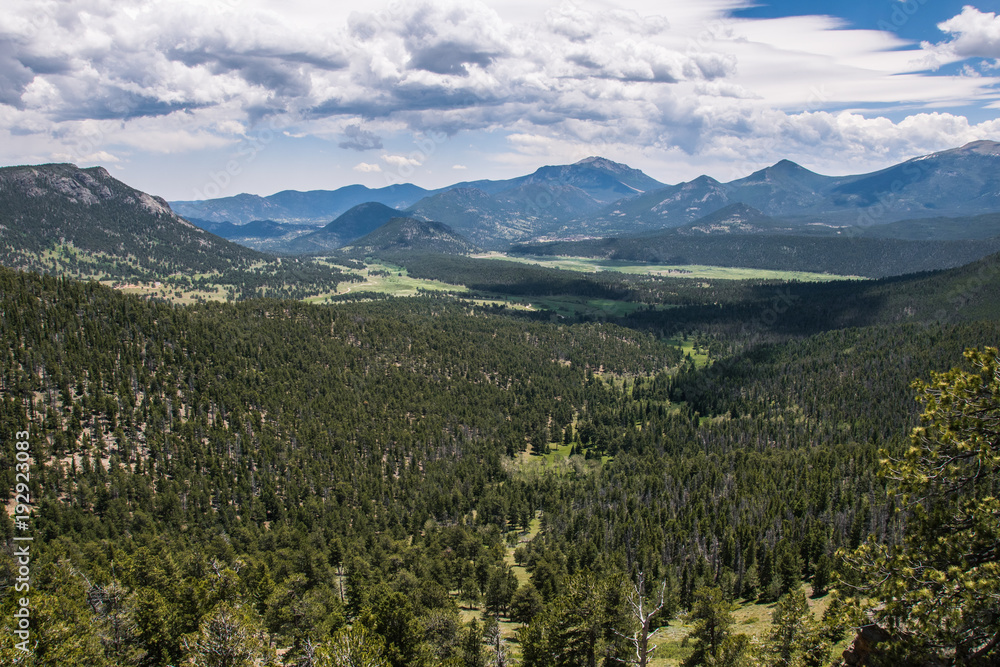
[472,253,862,282]
[1,148,999,667]
[6,1,1000,663]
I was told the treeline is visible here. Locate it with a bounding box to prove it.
[390,252,814,308]
[390,251,1000,352]
[394,253,634,300]
[615,251,1000,346]
[510,232,1000,278]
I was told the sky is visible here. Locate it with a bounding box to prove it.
[2,0,1000,201]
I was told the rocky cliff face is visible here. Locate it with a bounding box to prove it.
[0,163,264,277]
[1,164,181,220]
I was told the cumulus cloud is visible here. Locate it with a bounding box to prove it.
[382,154,423,168]
[51,149,121,164]
[1,0,999,184]
[0,40,35,108]
[922,6,1000,67]
[353,162,382,172]
[724,110,1000,168]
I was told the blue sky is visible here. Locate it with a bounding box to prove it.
[2,0,1000,201]
[735,0,968,38]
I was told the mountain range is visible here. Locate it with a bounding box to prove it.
[5,140,1000,282]
[584,140,1000,233]
[171,141,1000,251]
[172,157,669,249]
[171,183,431,226]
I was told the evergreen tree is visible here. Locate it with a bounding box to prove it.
[765,589,809,667]
[510,584,543,625]
[182,602,275,667]
[741,561,761,602]
[684,587,740,667]
[462,618,486,667]
[484,566,517,617]
[358,585,425,667]
[810,555,831,598]
[319,626,390,667]
[460,577,482,610]
[840,347,1000,665]
[519,571,627,667]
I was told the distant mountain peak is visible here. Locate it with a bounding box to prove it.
[740,159,822,184]
[918,140,1000,161]
[573,156,626,169]
[343,201,402,215]
[569,156,660,183]
[771,159,807,172]
[688,174,723,187]
[954,140,1000,156]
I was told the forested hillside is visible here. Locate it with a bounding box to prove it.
[1,260,998,665]
[0,164,265,277]
[0,164,346,300]
[0,268,675,665]
[340,218,479,256]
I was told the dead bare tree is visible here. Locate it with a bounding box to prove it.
[617,571,668,667]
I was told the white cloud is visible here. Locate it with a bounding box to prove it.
[353,162,382,172]
[926,6,1000,63]
[452,164,467,169]
[382,153,423,168]
[1,0,1000,187]
[51,149,121,164]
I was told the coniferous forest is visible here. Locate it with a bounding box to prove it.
[1,249,999,666]
[5,4,1000,664]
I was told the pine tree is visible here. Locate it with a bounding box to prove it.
[518,571,627,667]
[811,555,831,598]
[319,625,390,667]
[510,584,543,625]
[766,589,809,667]
[840,347,1000,665]
[683,587,737,666]
[462,618,486,667]
[182,602,275,667]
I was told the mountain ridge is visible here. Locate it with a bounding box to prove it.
[172,156,669,239]
[173,141,1000,250]
[0,163,267,277]
[0,162,349,299]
